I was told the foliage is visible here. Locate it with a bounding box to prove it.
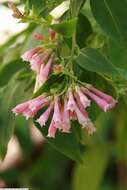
[0,0,127,189]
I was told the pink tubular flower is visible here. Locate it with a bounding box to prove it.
[74,92,89,119]
[30,50,51,73]
[67,89,76,112]
[89,86,117,106]
[86,120,96,135]
[28,96,48,111]
[21,46,42,62]
[75,86,91,108]
[21,32,57,87]
[38,55,54,85]
[67,88,93,129]
[23,109,35,120]
[62,99,71,133]
[52,97,62,130]
[69,111,77,121]
[66,90,88,127]
[74,103,88,127]
[36,103,53,127]
[82,87,116,112]
[12,101,29,115]
[47,120,57,138]
[12,95,49,119]
[74,91,96,133]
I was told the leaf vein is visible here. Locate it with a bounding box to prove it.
[104,0,121,37]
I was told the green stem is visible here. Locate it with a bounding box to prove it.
[70,31,76,72]
[21,15,47,26]
[63,71,88,86]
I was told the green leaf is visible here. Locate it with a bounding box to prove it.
[28,0,46,13]
[90,0,127,47]
[76,13,92,48]
[0,169,20,183]
[0,59,28,87]
[72,145,109,190]
[108,39,127,70]
[15,116,33,158]
[50,18,77,37]
[71,0,86,16]
[0,76,31,159]
[115,108,127,161]
[40,0,64,16]
[75,48,119,77]
[34,120,83,162]
[32,74,64,98]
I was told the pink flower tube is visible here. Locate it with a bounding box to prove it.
[38,55,54,85]
[12,96,49,119]
[62,99,71,133]
[86,120,96,135]
[30,50,51,73]
[52,97,62,130]
[74,103,89,127]
[69,111,77,121]
[47,120,57,138]
[82,87,117,112]
[21,46,42,62]
[67,89,76,112]
[89,86,117,107]
[75,86,91,108]
[36,103,53,127]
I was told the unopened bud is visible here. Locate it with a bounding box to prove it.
[53,64,64,74]
[34,33,45,41]
[49,29,56,40]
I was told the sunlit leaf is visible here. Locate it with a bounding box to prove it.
[75,48,119,77]
[90,0,127,47]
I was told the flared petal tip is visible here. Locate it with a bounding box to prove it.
[47,134,55,138]
[87,127,96,135]
[104,100,118,112]
[36,119,45,127]
[11,109,18,116]
[21,53,29,62]
[86,122,96,135]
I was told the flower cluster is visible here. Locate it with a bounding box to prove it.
[12,84,117,138]
[12,29,117,138]
[21,30,57,89]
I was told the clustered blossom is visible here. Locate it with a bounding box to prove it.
[12,85,117,138]
[21,30,57,89]
[11,29,117,138]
